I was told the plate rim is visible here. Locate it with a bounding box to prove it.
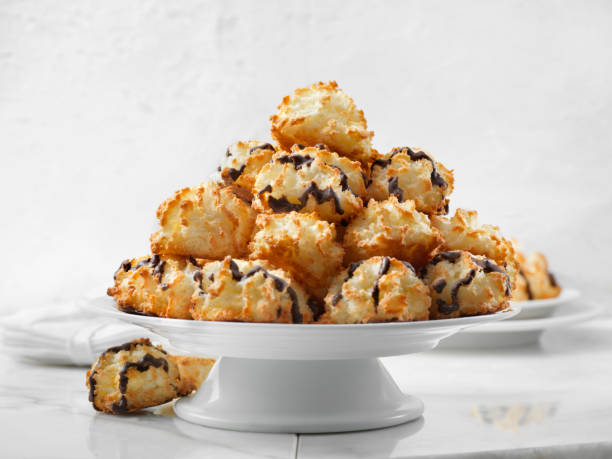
[86,296,520,332]
[510,287,580,309]
[459,302,600,334]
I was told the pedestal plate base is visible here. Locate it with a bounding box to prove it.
[174,357,424,433]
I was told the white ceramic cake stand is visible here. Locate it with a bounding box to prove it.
[89,297,519,433]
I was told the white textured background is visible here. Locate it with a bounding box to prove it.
[1,0,611,312]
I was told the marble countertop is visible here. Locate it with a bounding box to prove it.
[1,318,612,459]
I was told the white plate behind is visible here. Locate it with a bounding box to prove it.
[439,302,600,348]
[511,288,580,319]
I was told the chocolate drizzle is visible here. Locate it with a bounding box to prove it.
[388,176,403,201]
[306,299,324,321]
[223,143,275,181]
[330,165,350,192]
[371,257,391,309]
[266,181,344,215]
[193,270,204,291]
[248,143,275,154]
[135,257,152,269]
[114,259,133,279]
[116,254,165,287]
[110,396,127,413]
[470,255,511,296]
[401,260,416,274]
[229,259,243,281]
[105,338,167,355]
[293,143,326,151]
[395,147,447,188]
[258,184,272,196]
[437,269,477,315]
[347,260,364,278]
[226,261,310,323]
[369,146,447,192]
[369,157,393,178]
[432,279,447,293]
[330,261,364,306]
[548,272,558,287]
[151,255,166,284]
[431,251,462,265]
[88,371,99,409]
[302,182,344,214]
[519,269,533,300]
[268,195,303,212]
[111,353,170,413]
[277,154,314,170]
[119,354,169,394]
[188,256,200,267]
[226,164,245,181]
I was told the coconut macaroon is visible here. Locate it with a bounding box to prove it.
[172,355,215,396]
[249,212,344,301]
[512,251,562,301]
[86,338,180,414]
[270,81,377,164]
[218,140,276,192]
[108,255,205,319]
[322,256,430,324]
[150,182,256,259]
[422,251,511,319]
[343,196,443,268]
[430,209,518,289]
[366,147,454,215]
[190,256,321,323]
[252,147,365,224]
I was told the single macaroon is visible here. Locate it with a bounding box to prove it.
[270,81,378,164]
[422,250,511,319]
[252,146,365,224]
[150,181,256,259]
[343,196,443,269]
[86,338,180,414]
[108,255,206,319]
[322,256,431,324]
[366,147,454,215]
[172,355,215,396]
[190,256,321,323]
[249,211,345,301]
[218,140,276,192]
[430,209,518,289]
[512,250,562,301]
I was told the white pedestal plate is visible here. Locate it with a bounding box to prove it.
[90,297,518,433]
